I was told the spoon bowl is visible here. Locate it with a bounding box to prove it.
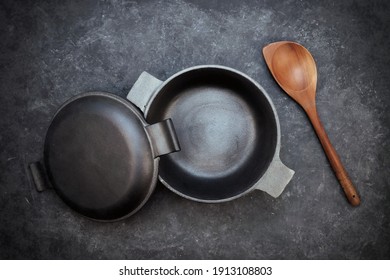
[272,42,316,92]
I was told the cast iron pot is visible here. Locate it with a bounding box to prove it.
[127,65,294,202]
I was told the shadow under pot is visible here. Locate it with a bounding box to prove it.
[29,92,180,221]
[127,65,294,202]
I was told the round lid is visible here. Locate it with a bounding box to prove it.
[44,93,157,221]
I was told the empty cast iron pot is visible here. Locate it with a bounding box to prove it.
[127,65,295,202]
[29,92,180,221]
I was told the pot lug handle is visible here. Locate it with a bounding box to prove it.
[127,71,163,113]
[254,156,294,198]
[28,162,50,192]
[146,118,181,158]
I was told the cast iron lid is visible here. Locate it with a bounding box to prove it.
[42,92,180,221]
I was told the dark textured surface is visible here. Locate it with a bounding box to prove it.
[0,0,389,259]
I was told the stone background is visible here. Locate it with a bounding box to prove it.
[0,0,389,259]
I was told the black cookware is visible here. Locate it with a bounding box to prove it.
[29,65,294,221]
[29,92,180,221]
[127,65,294,202]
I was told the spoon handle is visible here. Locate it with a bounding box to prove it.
[305,107,361,206]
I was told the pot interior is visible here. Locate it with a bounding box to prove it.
[147,67,278,201]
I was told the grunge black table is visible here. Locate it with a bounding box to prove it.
[0,0,389,259]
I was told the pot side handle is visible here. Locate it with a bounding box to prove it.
[146,118,181,158]
[254,156,295,198]
[127,71,163,113]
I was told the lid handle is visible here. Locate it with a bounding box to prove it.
[28,162,50,192]
[146,118,181,158]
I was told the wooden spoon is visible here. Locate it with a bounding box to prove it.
[263,41,360,206]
